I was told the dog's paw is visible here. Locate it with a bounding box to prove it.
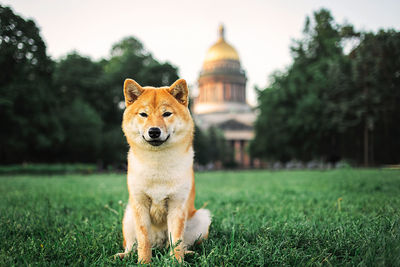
[185,250,195,255]
[138,257,152,264]
[170,248,184,263]
[114,252,130,260]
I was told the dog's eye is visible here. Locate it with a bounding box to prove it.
[139,112,148,118]
[162,112,172,117]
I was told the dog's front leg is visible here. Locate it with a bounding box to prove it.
[167,198,187,262]
[131,199,152,264]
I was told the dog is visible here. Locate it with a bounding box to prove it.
[115,78,211,263]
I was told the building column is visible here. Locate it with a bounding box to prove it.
[234,140,245,167]
[240,140,245,167]
[234,140,241,165]
[243,140,250,167]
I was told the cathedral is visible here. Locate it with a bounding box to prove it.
[193,25,257,168]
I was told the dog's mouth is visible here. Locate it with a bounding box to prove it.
[143,135,170,147]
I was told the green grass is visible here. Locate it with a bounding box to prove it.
[1,169,399,266]
[0,163,97,175]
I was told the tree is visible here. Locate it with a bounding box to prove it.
[51,38,180,166]
[351,30,400,164]
[251,9,400,165]
[193,125,232,167]
[0,5,209,166]
[53,52,108,114]
[57,99,103,162]
[251,9,353,162]
[104,37,179,121]
[193,125,209,166]
[0,5,62,163]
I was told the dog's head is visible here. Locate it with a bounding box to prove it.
[122,78,194,150]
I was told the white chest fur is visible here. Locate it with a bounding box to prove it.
[127,147,193,205]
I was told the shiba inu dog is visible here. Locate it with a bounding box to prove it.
[115,78,211,263]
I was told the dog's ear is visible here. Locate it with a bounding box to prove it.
[168,79,189,106]
[124,79,144,107]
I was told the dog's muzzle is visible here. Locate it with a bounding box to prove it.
[143,127,170,146]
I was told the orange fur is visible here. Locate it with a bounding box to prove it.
[187,170,197,218]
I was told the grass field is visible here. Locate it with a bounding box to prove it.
[1,169,399,266]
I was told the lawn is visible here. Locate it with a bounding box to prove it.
[1,169,399,266]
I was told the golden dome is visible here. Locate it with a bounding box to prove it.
[204,25,240,63]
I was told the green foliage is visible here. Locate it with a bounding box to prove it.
[193,125,209,165]
[104,37,179,118]
[251,8,400,164]
[0,5,51,86]
[0,170,399,265]
[58,99,103,162]
[193,125,232,167]
[107,37,179,87]
[0,5,62,163]
[351,30,400,164]
[0,163,96,175]
[207,126,224,163]
[53,52,108,114]
[0,5,180,165]
[100,127,127,166]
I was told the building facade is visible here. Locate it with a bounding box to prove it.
[193,25,257,168]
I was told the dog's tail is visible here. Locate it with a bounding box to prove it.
[184,208,211,247]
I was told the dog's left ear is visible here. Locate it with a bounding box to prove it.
[168,79,189,106]
[124,79,144,107]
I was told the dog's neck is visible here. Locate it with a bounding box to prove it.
[128,142,193,166]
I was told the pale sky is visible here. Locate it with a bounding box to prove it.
[2,0,400,105]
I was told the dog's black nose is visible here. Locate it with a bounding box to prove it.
[148,127,161,139]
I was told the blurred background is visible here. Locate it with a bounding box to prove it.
[1,0,399,172]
